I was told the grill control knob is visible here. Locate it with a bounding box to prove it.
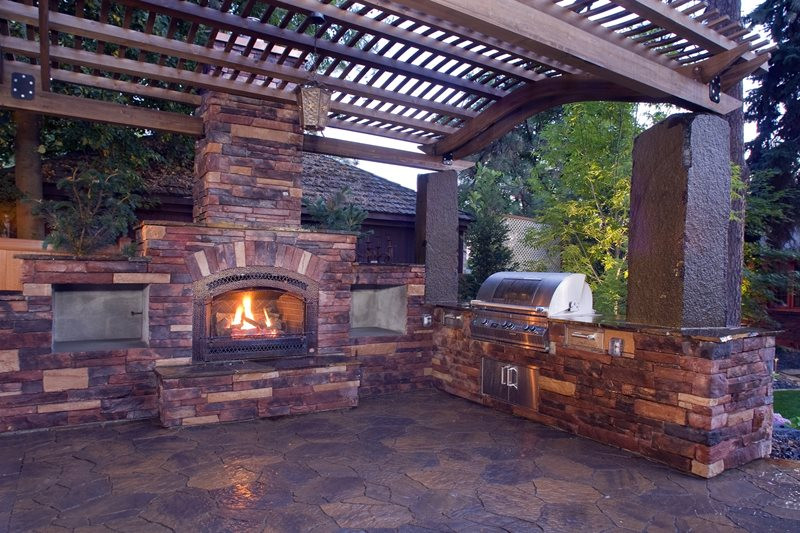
[482,319,489,325]
[490,322,498,328]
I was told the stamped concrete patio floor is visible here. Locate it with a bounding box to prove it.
[2,390,800,532]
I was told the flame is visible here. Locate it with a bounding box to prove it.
[264,309,272,328]
[231,294,256,330]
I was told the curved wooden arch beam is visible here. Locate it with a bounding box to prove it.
[439,80,668,160]
[427,76,655,157]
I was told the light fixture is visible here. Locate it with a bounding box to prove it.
[296,12,332,132]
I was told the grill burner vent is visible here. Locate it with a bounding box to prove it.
[470,272,594,351]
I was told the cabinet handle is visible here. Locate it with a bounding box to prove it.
[500,365,508,385]
[507,366,519,390]
[571,332,597,340]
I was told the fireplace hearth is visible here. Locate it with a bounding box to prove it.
[193,269,319,363]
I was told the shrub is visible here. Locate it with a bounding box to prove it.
[32,168,147,256]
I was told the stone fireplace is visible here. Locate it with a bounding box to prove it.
[193,269,318,362]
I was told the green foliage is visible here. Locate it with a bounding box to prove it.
[745,0,800,247]
[775,390,800,428]
[302,188,368,232]
[32,168,148,256]
[460,166,518,300]
[742,243,800,325]
[464,110,563,215]
[525,102,639,315]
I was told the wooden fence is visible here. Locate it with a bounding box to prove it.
[0,238,50,291]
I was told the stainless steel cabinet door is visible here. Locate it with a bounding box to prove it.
[481,357,509,402]
[506,364,538,410]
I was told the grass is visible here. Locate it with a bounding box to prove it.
[774,390,800,427]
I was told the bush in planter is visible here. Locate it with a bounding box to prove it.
[302,187,368,233]
[32,167,147,256]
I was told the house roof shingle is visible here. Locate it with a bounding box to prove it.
[3,151,469,220]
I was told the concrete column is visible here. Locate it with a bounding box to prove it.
[416,170,458,305]
[14,111,44,239]
[627,113,731,328]
[194,92,303,227]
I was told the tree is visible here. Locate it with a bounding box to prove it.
[746,0,800,247]
[460,165,518,300]
[525,102,639,315]
[464,110,563,216]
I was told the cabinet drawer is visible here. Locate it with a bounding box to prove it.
[566,326,604,351]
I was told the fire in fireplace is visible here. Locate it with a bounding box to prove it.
[211,289,301,339]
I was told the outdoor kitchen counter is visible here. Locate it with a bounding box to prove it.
[548,314,778,343]
[431,305,776,478]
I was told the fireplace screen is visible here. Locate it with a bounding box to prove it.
[204,288,307,361]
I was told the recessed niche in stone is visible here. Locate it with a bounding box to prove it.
[350,284,407,337]
[52,284,149,352]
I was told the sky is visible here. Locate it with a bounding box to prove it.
[325,0,766,191]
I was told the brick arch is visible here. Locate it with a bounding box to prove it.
[185,241,328,283]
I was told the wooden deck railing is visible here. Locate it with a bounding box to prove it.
[0,237,51,291]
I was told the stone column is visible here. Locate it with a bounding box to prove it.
[194,93,303,228]
[416,170,458,305]
[627,113,731,328]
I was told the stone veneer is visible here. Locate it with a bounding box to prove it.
[157,358,361,427]
[349,264,433,397]
[0,247,436,431]
[431,307,773,478]
[194,93,303,227]
[0,258,163,431]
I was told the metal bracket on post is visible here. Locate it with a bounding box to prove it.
[442,152,453,166]
[709,76,721,103]
[11,72,35,100]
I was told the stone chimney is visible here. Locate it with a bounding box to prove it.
[194,92,303,227]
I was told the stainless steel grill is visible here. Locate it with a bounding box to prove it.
[470,272,594,351]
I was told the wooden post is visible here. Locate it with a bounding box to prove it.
[13,110,44,240]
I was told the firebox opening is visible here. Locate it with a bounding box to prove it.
[200,287,308,362]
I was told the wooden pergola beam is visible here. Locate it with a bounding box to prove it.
[303,135,473,172]
[389,0,741,114]
[8,60,202,106]
[0,35,457,137]
[119,0,508,101]
[357,0,584,76]
[613,0,767,70]
[0,64,203,135]
[267,0,546,84]
[0,2,477,122]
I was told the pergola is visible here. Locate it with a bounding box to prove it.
[0,0,771,169]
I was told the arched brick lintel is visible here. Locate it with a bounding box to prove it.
[185,241,328,283]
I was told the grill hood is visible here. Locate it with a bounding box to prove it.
[472,272,593,317]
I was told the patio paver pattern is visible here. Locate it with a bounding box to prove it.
[2,389,799,532]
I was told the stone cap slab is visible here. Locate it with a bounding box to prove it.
[155,354,354,380]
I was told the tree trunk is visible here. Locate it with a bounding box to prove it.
[707,0,745,327]
[13,111,44,240]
